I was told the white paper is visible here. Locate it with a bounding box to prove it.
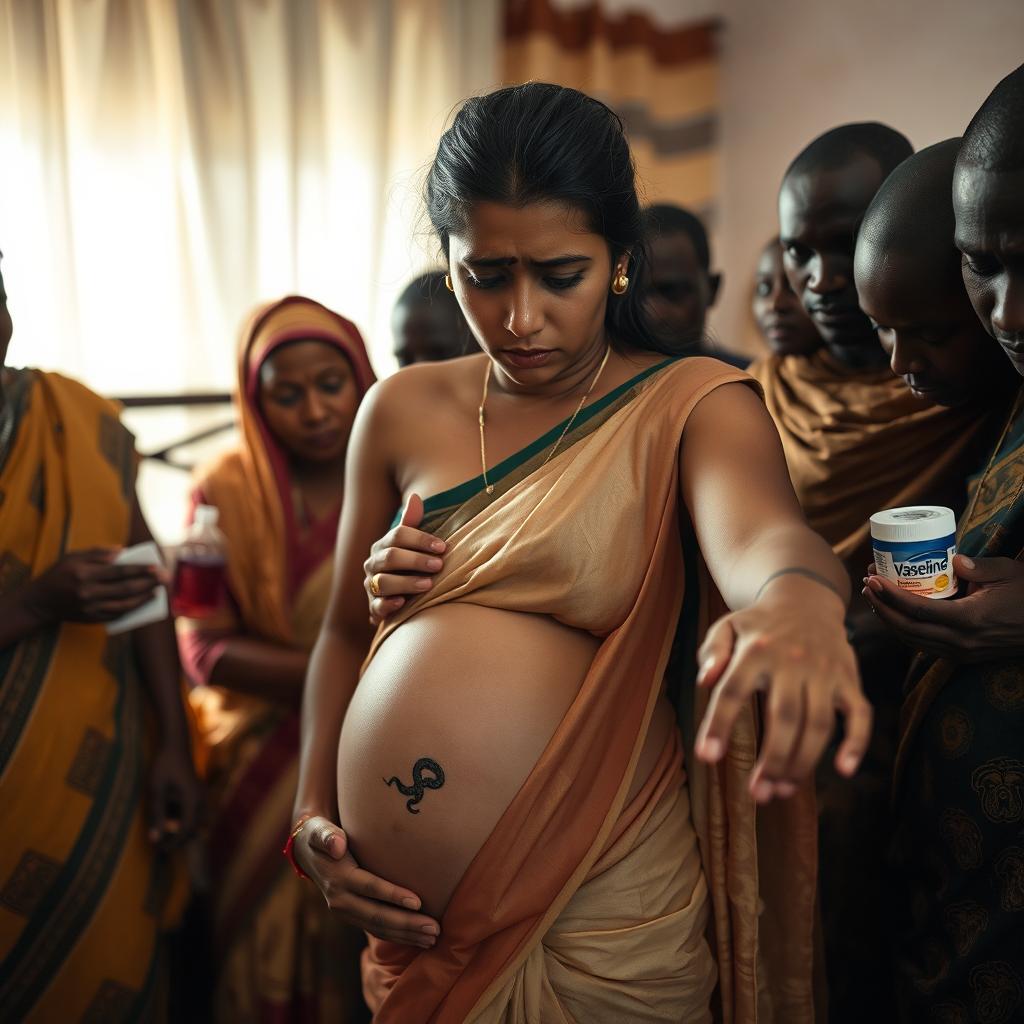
[105,541,169,635]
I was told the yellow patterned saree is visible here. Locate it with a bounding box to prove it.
[0,369,186,1022]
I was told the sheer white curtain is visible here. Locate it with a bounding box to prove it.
[0,0,497,538]
[0,0,499,391]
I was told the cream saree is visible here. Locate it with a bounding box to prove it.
[360,356,818,1023]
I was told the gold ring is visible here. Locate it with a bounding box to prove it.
[369,573,383,598]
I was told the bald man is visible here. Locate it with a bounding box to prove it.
[855,139,1011,411]
[754,123,969,572]
[754,123,1010,1022]
[780,123,911,367]
[860,66,1024,1019]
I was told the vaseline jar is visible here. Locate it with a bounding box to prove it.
[869,506,958,599]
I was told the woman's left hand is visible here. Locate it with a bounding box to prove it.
[695,575,871,804]
[862,553,1024,663]
[148,744,204,849]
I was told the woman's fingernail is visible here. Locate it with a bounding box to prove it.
[415,578,432,591]
[842,753,860,774]
[401,897,419,909]
[866,577,883,593]
[431,541,446,553]
[959,555,975,570]
[421,923,440,935]
[752,780,773,802]
[426,558,443,571]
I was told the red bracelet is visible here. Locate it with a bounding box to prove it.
[283,814,315,880]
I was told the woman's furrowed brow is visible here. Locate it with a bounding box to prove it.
[463,254,592,268]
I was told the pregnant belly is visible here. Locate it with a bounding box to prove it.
[337,604,601,919]
[337,604,674,919]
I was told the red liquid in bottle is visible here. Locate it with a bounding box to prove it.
[172,556,226,618]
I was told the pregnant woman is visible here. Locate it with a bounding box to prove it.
[291,84,869,1022]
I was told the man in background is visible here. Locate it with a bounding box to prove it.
[639,203,748,366]
[392,271,476,368]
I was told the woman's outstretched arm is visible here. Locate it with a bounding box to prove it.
[680,381,871,803]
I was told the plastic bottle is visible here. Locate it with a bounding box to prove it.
[869,505,958,600]
[172,504,227,617]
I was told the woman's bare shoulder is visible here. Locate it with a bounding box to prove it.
[358,354,486,445]
[373,353,485,401]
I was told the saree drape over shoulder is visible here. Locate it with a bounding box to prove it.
[889,386,1024,1012]
[181,297,375,1023]
[748,350,1006,571]
[360,357,819,1023]
[0,369,187,1022]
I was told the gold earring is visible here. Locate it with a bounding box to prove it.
[444,274,454,292]
[611,271,629,295]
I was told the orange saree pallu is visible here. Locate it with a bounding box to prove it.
[182,297,375,1022]
[748,350,1007,571]
[0,369,187,1022]
[359,357,818,1023]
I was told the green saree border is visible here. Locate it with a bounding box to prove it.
[406,357,679,537]
[0,641,146,1019]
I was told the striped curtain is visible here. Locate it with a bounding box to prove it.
[503,0,719,223]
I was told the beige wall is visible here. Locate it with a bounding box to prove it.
[709,0,1024,359]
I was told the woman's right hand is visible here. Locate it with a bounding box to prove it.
[24,548,161,625]
[294,816,440,948]
[363,494,447,624]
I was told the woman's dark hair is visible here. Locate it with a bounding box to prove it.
[425,82,671,355]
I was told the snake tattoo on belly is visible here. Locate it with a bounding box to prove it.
[384,757,446,814]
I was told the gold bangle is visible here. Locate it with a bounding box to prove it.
[290,813,314,841]
[369,572,383,598]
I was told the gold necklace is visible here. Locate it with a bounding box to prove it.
[478,347,612,495]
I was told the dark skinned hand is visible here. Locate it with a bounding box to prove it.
[862,553,1024,663]
[148,744,204,850]
[23,548,162,625]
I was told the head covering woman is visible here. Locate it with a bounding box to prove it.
[180,296,375,1023]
